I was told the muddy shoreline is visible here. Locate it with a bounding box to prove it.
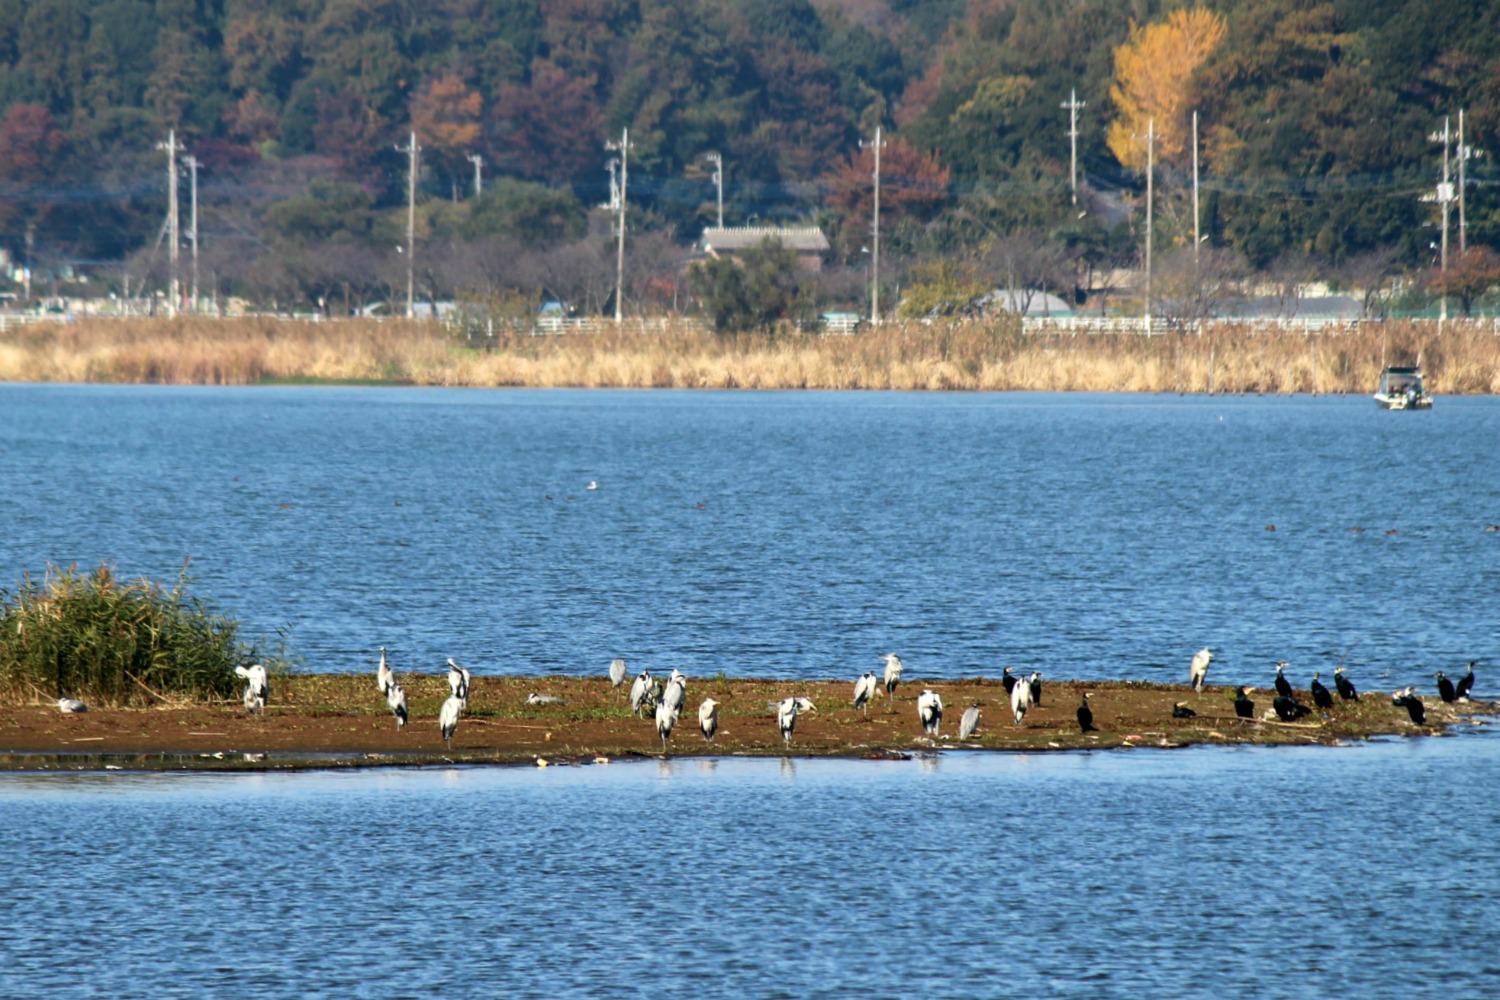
[1,675,1491,772]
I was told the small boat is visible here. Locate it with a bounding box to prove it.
[1374,366,1432,410]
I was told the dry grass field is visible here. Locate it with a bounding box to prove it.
[2,316,1498,393]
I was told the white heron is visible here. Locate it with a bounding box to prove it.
[439,694,463,746]
[793,696,817,714]
[1190,648,1213,693]
[853,672,878,719]
[234,664,268,716]
[881,653,903,709]
[377,646,394,696]
[776,696,799,746]
[698,698,719,743]
[1010,675,1032,725]
[629,670,654,717]
[56,698,88,714]
[387,683,408,729]
[447,658,471,708]
[917,689,943,736]
[959,705,980,740]
[655,701,678,750]
[609,657,627,688]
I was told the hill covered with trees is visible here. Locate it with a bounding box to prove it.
[1,0,1498,320]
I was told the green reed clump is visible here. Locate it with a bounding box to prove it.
[0,563,291,707]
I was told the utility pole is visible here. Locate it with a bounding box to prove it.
[24,223,33,303]
[396,131,420,319]
[1429,117,1453,324]
[1192,110,1201,266]
[861,126,886,325]
[468,153,483,197]
[705,153,723,227]
[183,153,199,313]
[1144,118,1154,335]
[157,130,180,317]
[605,128,630,324]
[1458,108,1470,254]
[1061,89,1085,206]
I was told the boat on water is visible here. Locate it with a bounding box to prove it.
[1374,366,1433,410]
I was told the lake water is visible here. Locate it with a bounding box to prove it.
[1,385,1496,691]
[3,737,1498,999]
[3,385,1498,995]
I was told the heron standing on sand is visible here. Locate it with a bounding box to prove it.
[881,653,903,709]
[609,657,627,688]
[629,671,654,717]
[1190,648,1213,693]
[958,705,980,740]
[439,694,462,746]
[917,689,943,736]
[447,658,471,709]
[388,683,408,729]
[1010,676,1033,725]
[854,672,878,719]
[235,664,268,716]
[698,698,719,743]
[777,697,799,747]
[655,700,678,751]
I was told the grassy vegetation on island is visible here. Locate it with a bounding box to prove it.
[3,316,1500,393]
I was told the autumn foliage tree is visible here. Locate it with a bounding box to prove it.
[1429,245,1500,316]
[1106,8,1227,170]
[823,138,950,258]
[411,73,483,198]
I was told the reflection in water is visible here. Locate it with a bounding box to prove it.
[778,756,796,779]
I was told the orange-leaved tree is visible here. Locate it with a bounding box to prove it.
[823,137,950,258]
[411,72,483,197]
[1106,8,1226,171]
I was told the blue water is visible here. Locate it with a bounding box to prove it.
[3,736,1498,999]
[1,385,1496,691]
[4,385,1499,996]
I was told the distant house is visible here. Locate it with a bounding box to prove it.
[700,226,830,271]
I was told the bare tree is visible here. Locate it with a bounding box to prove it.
[1265,251,1315,320]
[1336,247,1399,319]
[1153,245,1245,329]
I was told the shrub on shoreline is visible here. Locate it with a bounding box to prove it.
[0,563,291,707]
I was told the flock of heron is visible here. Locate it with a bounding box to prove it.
[201,644,1481,751]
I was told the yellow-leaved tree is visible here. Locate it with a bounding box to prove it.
[1106,8,1227,171]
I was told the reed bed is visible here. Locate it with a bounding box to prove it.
[2,316,1498,393]
[0,563,291,708]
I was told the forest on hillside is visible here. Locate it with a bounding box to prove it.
[2,0,1500,321]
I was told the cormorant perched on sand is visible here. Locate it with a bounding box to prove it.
[1234,686,1255,719]
[1273,694,1311,721]
[1435,671,1457,704]
[1028,672,1043,707]
[1172,702,1196,719]
[1273,662,1294,700]
[1455,662,1476,701]
[1393,687,1426,725]
[1334,667,1358,701]
[1190,648,1213,693]
[1076,692,1096,733]
[1310,672,1334,710]
[1001,666,1017,695]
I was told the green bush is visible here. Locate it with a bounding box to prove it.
[0,563,293,707]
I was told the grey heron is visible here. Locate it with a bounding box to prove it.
[917,689,943,736]
[1077,692,1096,733]
[439,694,463,745]
[881,653,903,709]
[1273,662,1294,700]
[1190,648,1213,693]
[655,700,678,750]
[958,705,980,740]
[698,698,719,743]
[1010,674,1032,725]
[609,657,627,688]
[526,693,566,705]
[234,664,268,716]
[776,696,798,746]
[447,658,471,708]
[853,672,878,719]
[56,698,88,714]
[629,671,654,717]
[388,683,408,729]
[377,646,394,696]
[1333,666,1358,701]
[793,696,816,714]
[662,672,687,715]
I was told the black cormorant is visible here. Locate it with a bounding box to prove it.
[1310,672,1334,710]
[1273,662,1294,699]
[1334,667,1358,701]
[1234,686,1255,719]
[1455,662,1476,701]
[1172,702,1197,719]
[1273,694,1311,721]
[1077,692,1096,733]
[1435,671,1456,703]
